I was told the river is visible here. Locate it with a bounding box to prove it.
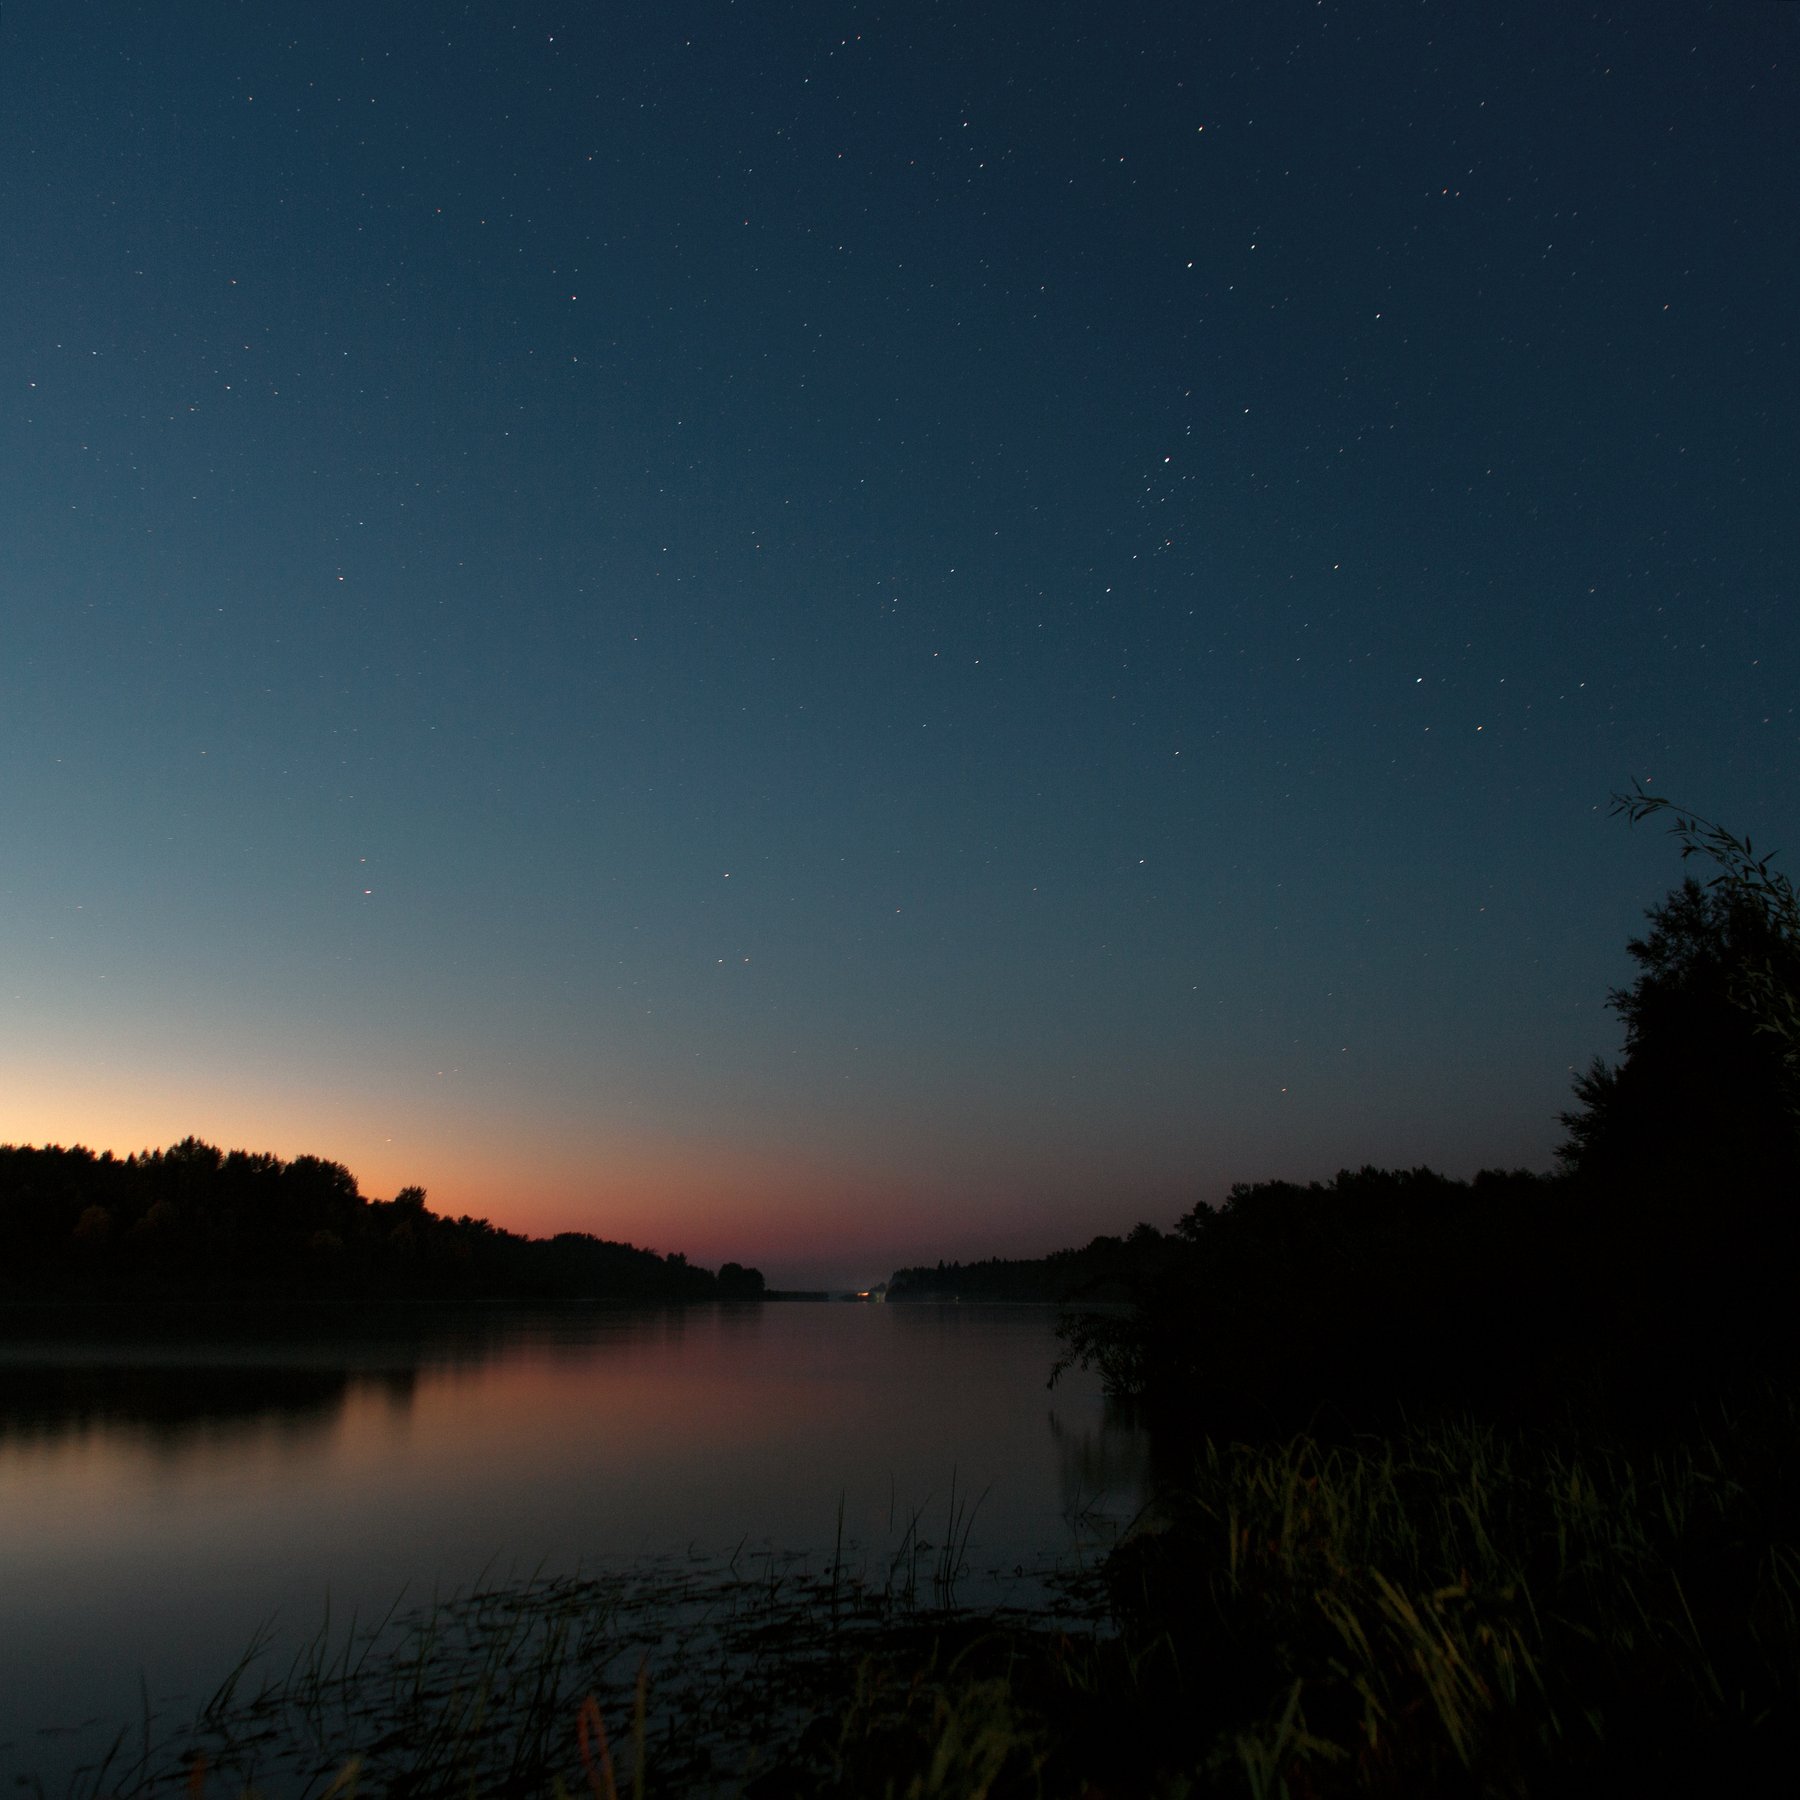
[0,1301,1148,1788]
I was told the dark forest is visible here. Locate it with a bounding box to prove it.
[0,1139,765,1306]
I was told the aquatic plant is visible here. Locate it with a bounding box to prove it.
[39,1398,1800,1798]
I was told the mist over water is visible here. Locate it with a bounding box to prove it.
[0,1303,1145,1785]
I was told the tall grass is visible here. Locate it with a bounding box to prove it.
[41,1537,1102,1800]
[1107,1397,1800,1794]
[31,1399,1800,1797]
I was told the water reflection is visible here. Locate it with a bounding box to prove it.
[0,1360,377,1446]
[0,1305,712,1446]
[0,1303,1147,1788]
[1050,1399,1154,1528]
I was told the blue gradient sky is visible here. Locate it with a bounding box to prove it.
[5,1,1797,1286]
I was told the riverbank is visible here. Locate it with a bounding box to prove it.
[32,1536,1108,1799]
[29,1388,1798,1798]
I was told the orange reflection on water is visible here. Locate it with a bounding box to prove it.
[0,1303,1148,1795]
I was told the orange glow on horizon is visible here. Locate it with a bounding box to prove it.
[0,1056,926,1277]
[1,1050,1192,1285]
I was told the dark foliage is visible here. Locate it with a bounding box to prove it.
[1559,874,1800,1203]
[716,1260,767,1298]
[1055,801,1800,1439]
[1552,839,1800,1405]
[1056,1166,1577,1436]
[1092,1399,1800,1798]
[0,1138,763,1306]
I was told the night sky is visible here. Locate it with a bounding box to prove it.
[5,2,1797,1287]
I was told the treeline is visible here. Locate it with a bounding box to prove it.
[887,1224,1173,1302]
[1021,802,1800,1796]
[1057,798,1800,1438]
[0,1139,766,1306]
[1056,1164,1588,1433]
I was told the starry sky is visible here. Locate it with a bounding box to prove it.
[4,1,1797,1287]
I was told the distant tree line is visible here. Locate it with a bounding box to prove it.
[887,1224,1173,1303]
[0,1138,765,1306]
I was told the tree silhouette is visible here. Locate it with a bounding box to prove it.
[1555,795,1800,1398]
[1562,795,1800,1199]
[1608,787,1800,1113]
[0,1141,762,1305]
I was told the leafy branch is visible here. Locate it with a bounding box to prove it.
[1611,784,1800,1109]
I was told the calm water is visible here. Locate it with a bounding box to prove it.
[0,1302,1147,1784]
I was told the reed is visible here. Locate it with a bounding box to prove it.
[930,1471,990,1602]
[27,1398,1800,1797]
[1105,1397,1800,1793]
[48,1532,1098,1800]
